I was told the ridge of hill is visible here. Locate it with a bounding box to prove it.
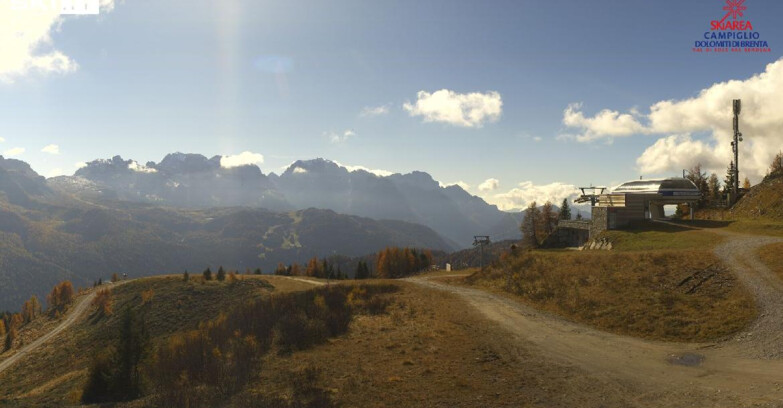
[731,176,783,219]
[0,160,453,310]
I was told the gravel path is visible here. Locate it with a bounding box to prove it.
[0,281,129,375]
[408,230,783,407]
[712,231,783,358]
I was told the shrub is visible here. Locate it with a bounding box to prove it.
[92,289,114,317]
[152,284,397,401]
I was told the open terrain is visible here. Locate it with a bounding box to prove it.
[5,215,783,406]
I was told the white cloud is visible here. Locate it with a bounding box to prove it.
[220,151,265,168]
[332,160,394,177]
[563,58,783,182]
[360,104,390,117]
[636,134,723,175]
[478,178,499,192]
[562,103,647,142]
[127,160,157,173]
[637,59,783,180]
[403,89,502,128]
[41,144,60,154]
[75,161,87,169]
[292,166,308,174]
[327,130,356,144]
[441,181,470,191]
[533,136,543,142]
[3,147,25,157]
[0,1,115,83]
[489,181,581,212]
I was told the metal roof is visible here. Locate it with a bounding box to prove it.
[613,178,700,195]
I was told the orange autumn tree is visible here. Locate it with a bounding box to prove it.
[375,247,432,279]
[47,281,75,313]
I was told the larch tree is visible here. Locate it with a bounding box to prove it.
[742,177,751,190]
[708,173,721,203]
[538,200,558,237]
[768,151,783,180]
[274,262,287,275]
[520,201,540,248]
[686,163,709,207]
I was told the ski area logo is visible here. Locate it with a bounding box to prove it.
[693,0,771,53]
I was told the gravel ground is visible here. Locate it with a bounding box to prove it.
[713,231,783,359]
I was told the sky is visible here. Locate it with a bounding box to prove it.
[1,0,782,211]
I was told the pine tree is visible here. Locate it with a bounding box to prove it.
[5,327,15,351]
[559,198,571,220]
[355,261,370,279]
[117,309,150,400]
[723,161,736,195]
[183,271,189,281]
[83,309,150,403]
[203,267,213,281]
[254,267,262,275]
[216,266,226,281]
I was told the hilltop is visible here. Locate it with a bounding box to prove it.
[0,156,453,310]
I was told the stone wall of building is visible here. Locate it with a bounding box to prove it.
[543,220,591,248]
[590,207,609,238]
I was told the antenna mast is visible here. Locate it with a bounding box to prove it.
[731,99,743,204]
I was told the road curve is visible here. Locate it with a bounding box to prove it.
[408,232,783,407]
[0,281,128,375]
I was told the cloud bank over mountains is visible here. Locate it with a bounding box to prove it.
[563,58,783,182]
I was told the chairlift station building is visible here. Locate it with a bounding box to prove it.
[589,177,701,236]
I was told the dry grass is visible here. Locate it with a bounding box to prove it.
[758,243,783,279]
[598,220,724,251]
[0,275,287,406]
[466,249,756,342]
[725,219,783,237]
[1,277,649,408]
[242,282,635,408]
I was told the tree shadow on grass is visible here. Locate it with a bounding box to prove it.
[621,219,733,233]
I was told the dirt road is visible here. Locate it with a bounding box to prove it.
[409,232,783,407]
[0,281,128,375]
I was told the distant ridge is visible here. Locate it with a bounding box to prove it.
[53,154,522,247]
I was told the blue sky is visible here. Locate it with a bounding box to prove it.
[1,0,782,210]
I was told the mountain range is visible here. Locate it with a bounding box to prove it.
[0,153,521,310]
[52,153,521,247]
